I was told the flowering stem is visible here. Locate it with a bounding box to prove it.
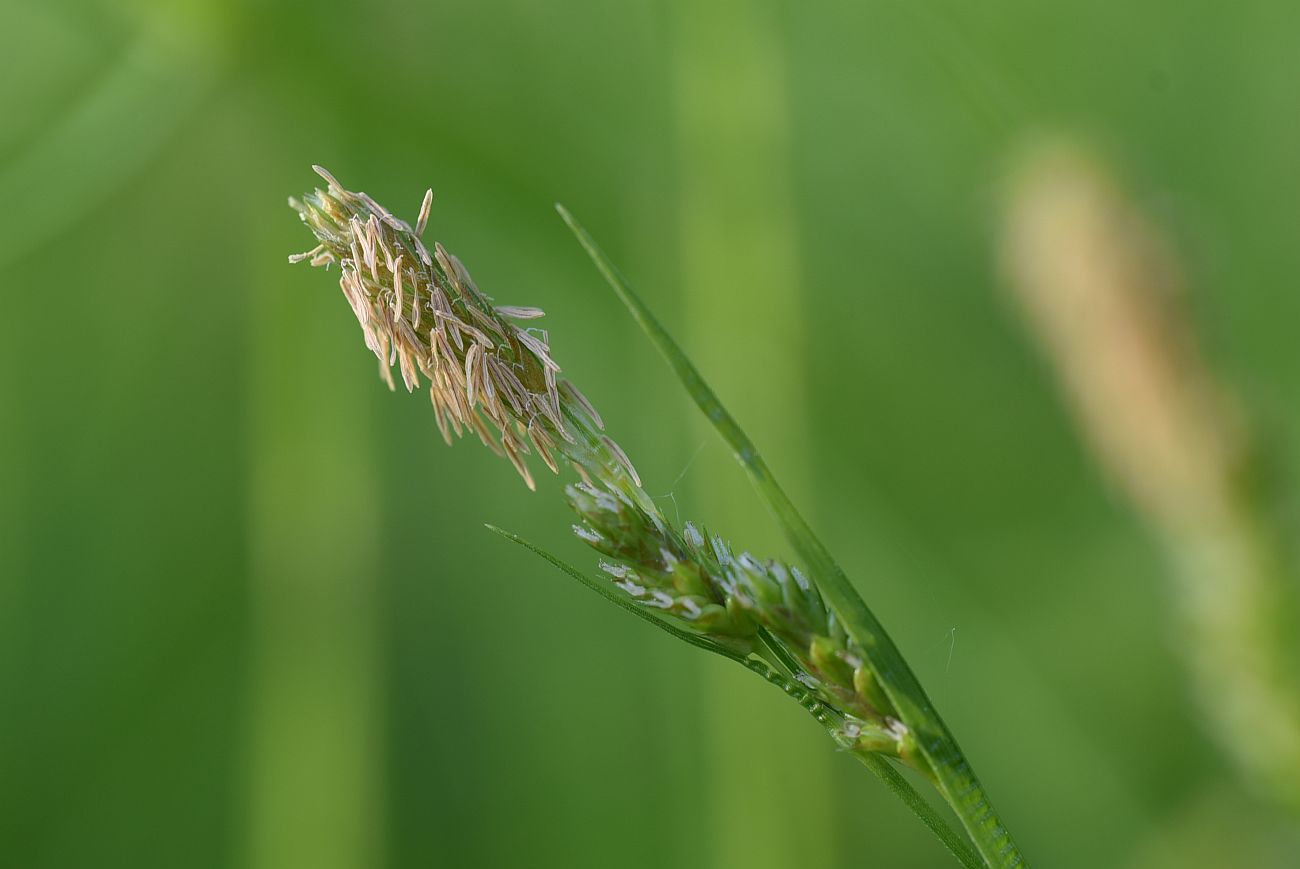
[287,167,1014,867]
[558,205,1026,868]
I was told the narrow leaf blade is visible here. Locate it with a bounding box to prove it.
[558,205,1026,868]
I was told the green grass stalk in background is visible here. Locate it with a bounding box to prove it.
[249,207,385,869]
[289,167,1025,867]
[668,1,831,865]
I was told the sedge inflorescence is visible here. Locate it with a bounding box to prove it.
[290,167,919,768]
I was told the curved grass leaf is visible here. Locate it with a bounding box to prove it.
[556,205,1026,868]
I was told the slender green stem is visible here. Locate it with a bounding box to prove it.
[852,752,982,869]
[487,525,981,868]
[558,206,1027,868]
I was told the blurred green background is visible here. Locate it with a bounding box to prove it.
[3,1,1299,866]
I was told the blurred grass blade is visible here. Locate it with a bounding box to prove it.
[557,204,1026,868]
[0,20,214,269]
[487,524,980,868]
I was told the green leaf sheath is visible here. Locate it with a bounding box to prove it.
[557,205,1026,869]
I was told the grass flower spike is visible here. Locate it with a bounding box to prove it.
[290,165,917,761]
[290,167,1023,868]
[289,166,642,502]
